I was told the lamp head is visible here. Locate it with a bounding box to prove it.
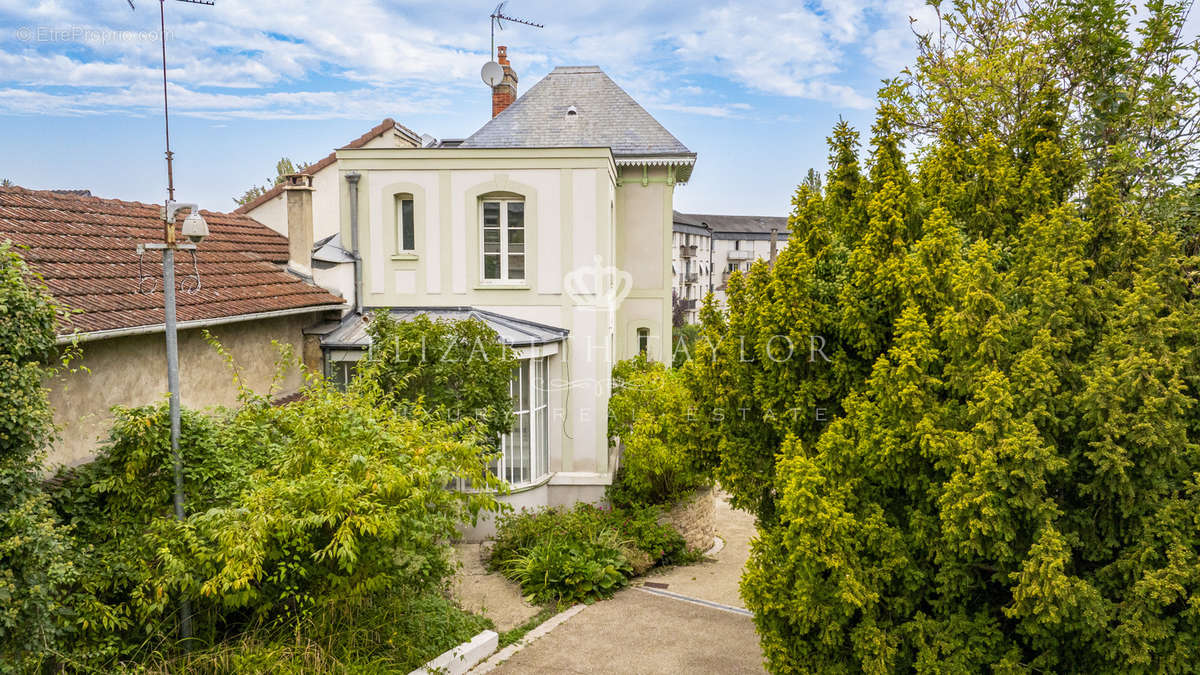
[181,211,209,243]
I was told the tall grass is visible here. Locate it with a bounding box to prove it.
[125,591,491,674]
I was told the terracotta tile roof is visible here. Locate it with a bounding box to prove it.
[0,186,345,337]
[234,117,420,214]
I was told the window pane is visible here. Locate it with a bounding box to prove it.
[484,254,501,279]
[514,412,531,484]
[507,202,524,229]
[519,360,530,409]
[508,254,525,280]
[507,228,524,248]
[538,404,548,478]
[401,199,415,250]
[483,202,500,226]
[535,358,546,408]
[484,228,501,244]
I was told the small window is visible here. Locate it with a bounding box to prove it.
[637,327,650,355]
[481,198,525,282]
[396,195,415,252]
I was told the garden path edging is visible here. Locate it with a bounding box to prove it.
[468,603,586,673]
[410,629,499,675]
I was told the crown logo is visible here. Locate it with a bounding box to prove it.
[563,256,632,312]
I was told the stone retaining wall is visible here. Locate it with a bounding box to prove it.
[657,486,716,552]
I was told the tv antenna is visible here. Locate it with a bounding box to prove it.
[489,2,542,59]
[128,0,215,201]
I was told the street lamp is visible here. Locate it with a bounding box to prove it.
[136,199,206,642]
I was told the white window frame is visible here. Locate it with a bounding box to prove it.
[480,198,526,283]
[493,356,549,487]
[396,194,415,252]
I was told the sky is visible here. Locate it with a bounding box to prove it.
[0,1,1110,215]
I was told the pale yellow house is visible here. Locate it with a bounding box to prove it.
[245,57,696,524]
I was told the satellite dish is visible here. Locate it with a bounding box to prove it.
[481,61,504,87]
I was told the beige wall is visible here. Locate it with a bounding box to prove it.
[45,314,315,467]
[614,165,674,363]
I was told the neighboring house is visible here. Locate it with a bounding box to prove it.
[672,211,789,317]
[0,186,345,466]
[253,50,695,527]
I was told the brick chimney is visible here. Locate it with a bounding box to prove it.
[492,46,518,117]
[283,173,314,278]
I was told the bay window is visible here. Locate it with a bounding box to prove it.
[494,356,549,486]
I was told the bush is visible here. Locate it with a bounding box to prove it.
[488,503,688,604]
[357,312,518,447]
[0,241,79,672]
[607,357,715,508]
[50,368,505,667]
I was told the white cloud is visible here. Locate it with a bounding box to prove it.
[0,0,915,118]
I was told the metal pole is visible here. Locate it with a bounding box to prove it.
[160,0,175,200]
[162,247,193,642]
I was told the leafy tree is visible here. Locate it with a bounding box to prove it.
[233,157,313,206]
[0,242,77,671]
[906,0,1199,208]
[356,312,518,447]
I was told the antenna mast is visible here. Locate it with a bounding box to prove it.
[153,0,214,201]
[489,2,543,58]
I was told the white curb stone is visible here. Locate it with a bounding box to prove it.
[469,603,586,673]
[410,629,499,675]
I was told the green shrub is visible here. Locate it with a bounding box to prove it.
[501,538,630,605]
[488,503,688,604]
[357,312,518,447]
[0,241,80,672]
[607,357,715,508]
[51,369,505,667]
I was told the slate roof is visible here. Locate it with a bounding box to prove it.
[461,66,694,160]
[673,211,790,237]
[322,307,569,349]
[0,186,345,338]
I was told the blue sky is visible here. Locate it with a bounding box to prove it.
[0,1,958,214]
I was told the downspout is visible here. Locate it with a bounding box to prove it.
[345,172,363,315]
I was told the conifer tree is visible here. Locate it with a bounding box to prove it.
[700,69,1200,671]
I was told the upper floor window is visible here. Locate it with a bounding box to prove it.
[395,194,415,252]
[481,199,525,282]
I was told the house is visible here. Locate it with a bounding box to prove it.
[246,49,695,522]
[0,186,345,466]
[672,211,789,320]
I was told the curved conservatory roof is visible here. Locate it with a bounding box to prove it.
[321,307,569,350]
